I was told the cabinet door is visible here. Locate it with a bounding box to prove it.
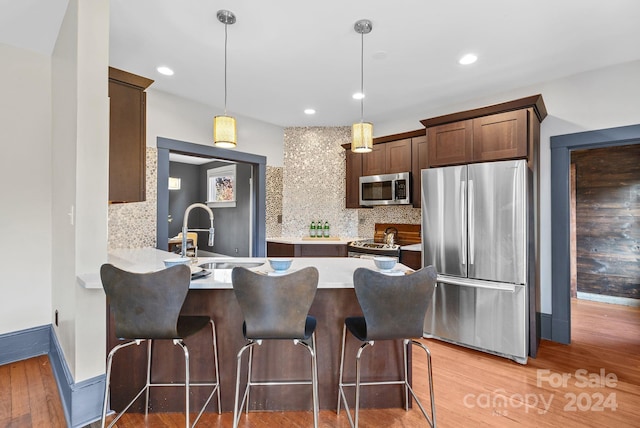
[411,134,428,208]
[427,120,473,167]
[362,143,386,176]
[108,68,153,203]
[386,138,412,173]
[345,149,363,208]
[473,109,528,161]
[109,80,147,202]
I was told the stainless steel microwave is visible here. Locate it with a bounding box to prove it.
[359,172,411,206]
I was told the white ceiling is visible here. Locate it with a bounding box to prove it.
[3,0,640,129]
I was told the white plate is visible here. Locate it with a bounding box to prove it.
[379,269,404,276]
[267,269,295,276]
[190,266,203,275]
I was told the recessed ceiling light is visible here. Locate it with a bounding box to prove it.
[304,108,316,115]
[459,54,478,65]
[352,92,365,100]
[157,66,174,76]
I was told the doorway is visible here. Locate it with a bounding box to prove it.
[570,145,640,305]
[550,124,640,344]
[156,137,267,257]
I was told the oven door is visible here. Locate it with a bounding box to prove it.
[347,251,377,259]
[347,247,399,260]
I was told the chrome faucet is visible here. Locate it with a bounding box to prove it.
[182,203,215,258]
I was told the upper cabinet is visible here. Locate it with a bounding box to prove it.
[108,67,153,203]
[425,119,473,166]
[362,138,412,176]
[410,134,428,208]
[421,95,547,168]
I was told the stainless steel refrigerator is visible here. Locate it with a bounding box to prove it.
[421,159,529,364]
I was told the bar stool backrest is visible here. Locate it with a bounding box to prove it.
[353,266,437,340]
[231,266,319,340]
[100,263,191,340]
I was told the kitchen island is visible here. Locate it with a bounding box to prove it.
[266,236,355,257]
[92,248,413,413]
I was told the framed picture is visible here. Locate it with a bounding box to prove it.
[206,164,236,208]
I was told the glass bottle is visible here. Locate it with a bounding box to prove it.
[310,221,316,238]
[323,221,330,237]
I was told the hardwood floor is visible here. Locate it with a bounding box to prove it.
[0,354,66,427]
[2,299,639,427]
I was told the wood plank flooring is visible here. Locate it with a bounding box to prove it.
[2,298,639,427]
[0,354,66,427]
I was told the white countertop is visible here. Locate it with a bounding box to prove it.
[267,237,358,245]
[400,243,422,251]
[79,247,411,290]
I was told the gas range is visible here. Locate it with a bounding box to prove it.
[347,239,401,258]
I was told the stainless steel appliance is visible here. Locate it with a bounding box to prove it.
[421,159,529,364]
[347,239,400,259]
[359,172,411,206]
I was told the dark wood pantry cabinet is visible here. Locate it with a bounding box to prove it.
[108,67,153,203]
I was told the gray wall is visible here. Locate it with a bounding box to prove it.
[198,161,252,257]
[168,162,201,238]
[167,160,252,257]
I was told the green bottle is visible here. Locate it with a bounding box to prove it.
[310,221,316,238]
[323,221,330,238]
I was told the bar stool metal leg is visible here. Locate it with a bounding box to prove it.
[144,340,153,417]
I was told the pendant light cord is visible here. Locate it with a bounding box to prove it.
[224,22,228,116]
[360,30,364,124]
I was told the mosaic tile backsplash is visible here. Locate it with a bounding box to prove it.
[281,127,358,238]
[108,148,157,250]
[266,166,283,238]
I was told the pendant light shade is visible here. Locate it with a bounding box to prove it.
[213,115,237,148]
[351,19,373,153]
[214,10,237,148]
[352,122,373,153]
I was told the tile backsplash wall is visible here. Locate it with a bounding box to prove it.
[266,166,283,238]
[282,127,358,238]
[357,205,421,239]
[108,147,157,250]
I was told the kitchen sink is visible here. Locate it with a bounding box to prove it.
[199,261,265,270]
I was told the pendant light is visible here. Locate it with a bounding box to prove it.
[351,19,373,153]
[213,10,237,148]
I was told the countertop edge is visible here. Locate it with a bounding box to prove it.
[79,248,410,290]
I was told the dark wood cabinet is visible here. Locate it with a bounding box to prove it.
[361,143,386,176]
[422,95,547,168]
[386,138,413,173]
[427,120,473,167]
[108,67,153,203]
[362,138,412,176]
[400,249,422,270]
[410,134,428,208]
[267,241,348,257]
[473,109,528,161]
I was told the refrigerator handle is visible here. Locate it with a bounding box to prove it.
[469,179,474,265]
[460,180,466,266]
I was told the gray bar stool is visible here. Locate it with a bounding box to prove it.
[337,266,438,428]
[100,263,221,428]
[231,266,320,428]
